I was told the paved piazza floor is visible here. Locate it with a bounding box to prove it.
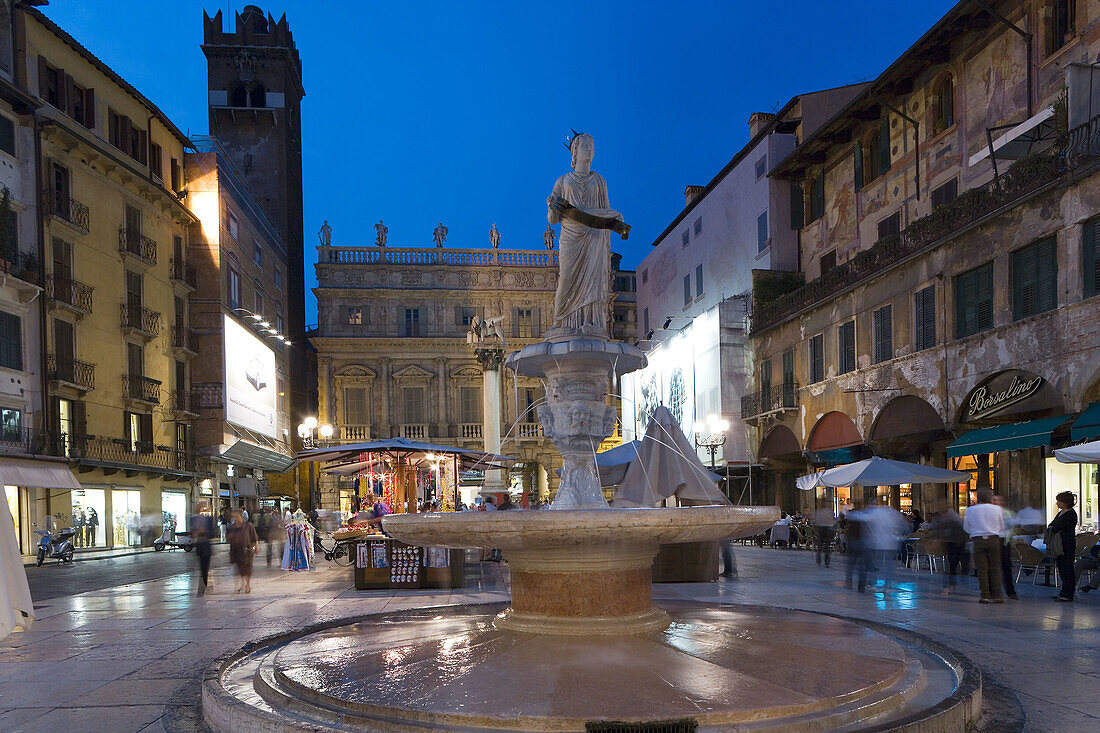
[1,545,1098,732]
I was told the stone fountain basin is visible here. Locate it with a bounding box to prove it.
[382,505,780,550]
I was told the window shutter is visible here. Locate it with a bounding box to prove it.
[853,142,864,191]
[141,413,153,453]
[137,129,148,165]
[123,411,132,446]
[0,311,21,370]
[532,306,541,338]
[1036,237,1057,313]
[120,116,133,156]
[37,56,48,98]
[977,266,993,331]
[84,88,95,128]
[454,306,463,330]
[1086,217,1100,298]
[878,116,891,173]
[760,360,771,396]
[62,73,75,117]
[511,307,519,339]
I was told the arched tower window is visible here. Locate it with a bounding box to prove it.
[251,83,266,108]
[230,85,248,107]
[932,76,954,134]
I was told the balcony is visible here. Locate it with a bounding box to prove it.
[43,191,90,235]
[118,227,158,265]
[45,275,94,316]
[752,114,1100,333]
[170,257,197,291]
[741,384,800,423]
[120,303,162,339]
[339,424,371,441]
[122,374,161,405]
[47,354,95,392]
[62,433,212,477]
[516,422,543,439]
[171,326,197,355]
[191,382,224,409]
[0,427,64,458]
[401,423,428,440]
[460,423,483,439]
[171,389,198,416]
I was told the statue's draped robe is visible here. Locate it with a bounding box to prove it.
[550,171,619,336]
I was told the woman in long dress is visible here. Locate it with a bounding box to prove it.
[226,509,258,593]
[547,133,623,338]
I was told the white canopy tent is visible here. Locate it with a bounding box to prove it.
[1,458,82,641]
[1054,440,1100,464]
[613,406,730,508]
[797,457,971,490]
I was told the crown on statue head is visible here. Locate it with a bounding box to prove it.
[564,128,585,150]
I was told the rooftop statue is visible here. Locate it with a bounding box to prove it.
[374,220,388,247]
[317,219,332,246]
[547,132,630,339]
[489,222,501,249]
[433,222,448,248]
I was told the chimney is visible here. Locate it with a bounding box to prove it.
[684,185,705,207]
[749,112,776,139]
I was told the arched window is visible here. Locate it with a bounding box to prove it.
[932,76,954,134]
[250,83,266,108]
[858,115,891,184]
[230,85,248,107]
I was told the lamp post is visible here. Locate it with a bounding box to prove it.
[692,414,730,470]
[297,417,333,509]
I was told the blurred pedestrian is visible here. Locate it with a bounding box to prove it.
[864,498,907,588]
[813,504,837,568]
[845,502,869,592]
[1075,542,1100,595]
[930,500,966,596]
[265,508,285,566]
[964,490,1005,604]
[226,509,258,594]
[190,503,216,597]
[993,495,1018,600]
[1048,491,1078,602]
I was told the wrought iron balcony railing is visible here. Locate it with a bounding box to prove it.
[59,432,211,475]
[0,427,65,457]
[171,326,196,353]
[47,354,95,391]
[170,258,197,289]
[45,275,94,314]
[122,373,161,404]
[118,227,158,264]
[171,389,197,415]
[120,303,162,337]
[741,384,800,420]
[43,190,90,234]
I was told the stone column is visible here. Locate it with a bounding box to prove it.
[436,356,449,439]
[475,346,506,492]
[317,356,333,425]
[380,357,392,437]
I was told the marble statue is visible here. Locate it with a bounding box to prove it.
[374,220,388,247]
[489,223,501,249]
[317,220,332,246]
[547,132,630,339]
[544,224,556,250]
[466,314,507,345]
[433,222,448,248]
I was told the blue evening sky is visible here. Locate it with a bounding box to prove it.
[43,1,955,318]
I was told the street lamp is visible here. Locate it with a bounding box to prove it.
[297,418,333,449]
[693,414,730,470]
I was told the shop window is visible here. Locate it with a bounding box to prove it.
[757,210,769,252]
[1084,215,1100,298]
[808,169,825,223]
[0,310,21,371]
[955,262,994,338]
[70,488,104,548]
[872,304,893,364]
[1012,237,1057,320]
[878,211,900,241]
[459,386,481,423]
[931,178,958,208]
[838,320,856,374]
[808,333,825,383]
[683,274,691,306]
[931,77,954,134]
[914,285,936,351]
[112,488,142,547]
[162,492,188,534]
[695,264,703,297]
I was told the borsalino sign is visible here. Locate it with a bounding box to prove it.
[965,373,1045,421]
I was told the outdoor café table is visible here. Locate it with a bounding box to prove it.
[1030,539,1056,587]
[770,522,790,548]
[903,534,922,569]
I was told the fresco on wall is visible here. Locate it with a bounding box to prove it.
[965,31,1026,149]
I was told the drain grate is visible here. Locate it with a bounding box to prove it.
[586,720,697,733]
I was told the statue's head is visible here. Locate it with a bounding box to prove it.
[569,132,594,173]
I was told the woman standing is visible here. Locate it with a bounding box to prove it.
[1049,491,1079,602]
[226,509,258,594]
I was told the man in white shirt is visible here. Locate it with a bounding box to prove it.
[963,490,1006,603]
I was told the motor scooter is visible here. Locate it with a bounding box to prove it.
[32,524,76,566]
[153,525,193,552]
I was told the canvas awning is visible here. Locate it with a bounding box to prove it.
[945,416,1071,458]
[968,106,1057,166]
[1055,439,1100,464]
[0,458,81,489]
[1071,402,1100,442]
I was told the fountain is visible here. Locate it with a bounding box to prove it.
[202,134,983,732]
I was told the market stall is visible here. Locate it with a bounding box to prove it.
[298,438,515,590]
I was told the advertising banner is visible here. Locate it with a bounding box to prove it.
[223,314,277,438]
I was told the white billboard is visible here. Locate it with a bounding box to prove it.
[223,314,277,438]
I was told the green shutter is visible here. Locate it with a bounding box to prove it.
[977,264,994,331]
[1086,217,1100,298]
[1036,237,1057,313]
[0,310,20,371]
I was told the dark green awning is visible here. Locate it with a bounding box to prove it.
[1071,402,1100,442]
[946,416,1071,458]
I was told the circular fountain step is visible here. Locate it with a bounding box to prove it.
[203,602,981,732]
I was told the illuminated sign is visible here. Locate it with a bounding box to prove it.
[964,372,1045,421]
[223,314,277,438]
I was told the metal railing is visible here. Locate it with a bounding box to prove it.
[118,227,158,264]
[45,275,94,314]
[460,423,483,439]
[43,191,90,234]
[170,258,197,289]
[752,114,1100,333]
[401,423,428,440]
[340,424,371,441]
[47,353,95,391]
[0,428,64,457]
[191,382,224,409]
[171,389,196,415]
[64,433,210,475]
[0,251,40,285]
[122,374,161,404]
[171,326,196,352]
[120,303,163,337]
[321,246,558,268]
[741,384,800,420]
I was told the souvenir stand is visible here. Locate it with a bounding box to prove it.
[298,438,514,590]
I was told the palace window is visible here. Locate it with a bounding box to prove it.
[344,387,368,426]
[402,387,425,424]
[404,308,421,337]
[516,308,534,338]
[838,320,856,374]
[808,333,825,384]
[914,285,936,351]
[1012,237,1058,320]
[347,307,362,325]
[0,116,13,157]
[1084,215,1100,298]
[932,77,954,134]
[228,269,241,310]
[1046,0,1075,55]
[955,263,993,338]
[459,386,482,423]
[759,359,772,396]
[755,155,767,180]
[872,304,893,364]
